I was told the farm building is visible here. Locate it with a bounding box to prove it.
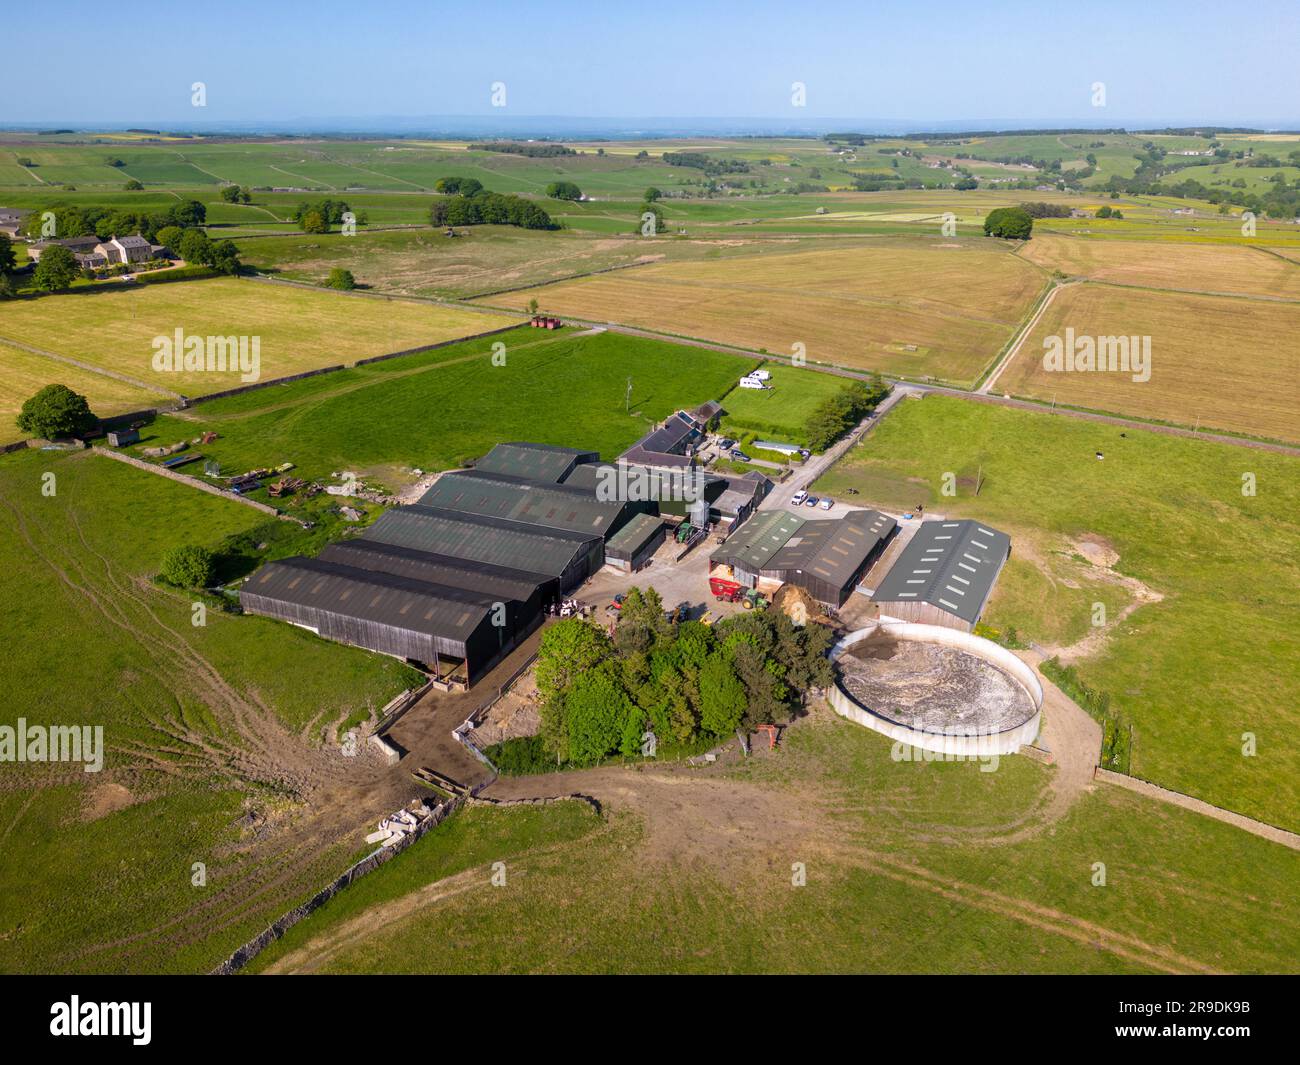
[871,519,1011,630]
[560,459,724,519]
[710,471,772,528]
[106,428,140,447]
[472,441,599,484]
[618,410,706,469]
[240,557,525,685]
[418,469,652,539]
[367,505,604,593]
[710,508,896,607]
[603,513,667,572]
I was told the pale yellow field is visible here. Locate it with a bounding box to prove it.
[0,342,167,442]
[1020,233,1300,299]
[0,280,518,397]
[478,240,1044,385]
[998,283,1300,443]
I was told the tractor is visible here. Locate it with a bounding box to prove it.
[708,576,766,610]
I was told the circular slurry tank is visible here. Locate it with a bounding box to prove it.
[828,622,1042,756]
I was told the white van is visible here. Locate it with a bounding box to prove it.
[739,376,767,389]
[747,369,771,381]
[791,490,808,506]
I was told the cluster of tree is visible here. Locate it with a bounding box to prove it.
[1099,151,1300,220]
[983,206,1034,240]
[662,151,751,176]
[534,589,835,767]
[478,141,576,158]
[220,185,253,204]
[1019,201,1072,218]
[428,187,555,230]
[634,199,665,235]
[15,383,98,439]
[22,200,206,242]
[0,233,16,296]
[805,376,889,452]
[159,228,241,275]
[326,267,355,290]
[434,176,483,196]
[291,199,359,233]
[1094,205,1124,219]
[160,544,216,589]
[544,180,582,201]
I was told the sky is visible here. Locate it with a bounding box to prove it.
[7,0,1299,131]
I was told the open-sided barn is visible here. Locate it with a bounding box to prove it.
[871,519,1011,630]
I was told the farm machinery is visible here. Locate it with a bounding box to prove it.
[708,576,766,610]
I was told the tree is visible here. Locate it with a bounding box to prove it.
[123,179,144,191]
[326,267,356,290]
[155,225,184,252]
[563,665,636,764]
[697,654,746,736]
[178,228,212,264]
[982,206,1033,240]
[16,384,97,439]
[160,544,215,589]
[169,199,207,227]
[643,186,662,202]
[207,239,242,276]
[0,232,15,274]
[544,180,582,201]
[220,185,243,203]
[299,209,327,234]
[32,244,80,291]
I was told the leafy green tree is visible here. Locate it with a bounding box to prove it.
[643,186,662,202]
[16,384,97,439]
[698,654,746,736]
[207,239,242,276]
[299,209,328,234]
[544,180,582,201]
[326,267,356,290]
[160,544,215,589]
[123,179,144,191]
[169,199,207,227]
[178,228,212,264]
[536,619,612,703]
[32,244,80,291]
[563,665,635,764]
[0,232,15,274]
[983,206,1033,239]
[154,225,184,252]
[220,185,243,203]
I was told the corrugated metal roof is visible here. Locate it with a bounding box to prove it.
[318,540,552,604]
[473,442,599,483]
[419,469,626,536]
[768,509,896,588]
[633,411,699,456]
[711,510,806,571]
[243,556,494,641]
[604,512,664,557]
[367,504,599,577]
[872,519,1011,624]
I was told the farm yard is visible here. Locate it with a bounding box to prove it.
[0,447,421,973]
[814,395,1300,830]
[0,278,518,399]
[997,282,1300,443]
[477,238,1046,385]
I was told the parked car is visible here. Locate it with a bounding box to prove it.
[819,497,834,510]
[791,489,808,506]
[719,438,735,450]
[730,449,751,462]
[804,496,819,507]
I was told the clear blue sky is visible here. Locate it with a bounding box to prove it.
[8,0,1299,128]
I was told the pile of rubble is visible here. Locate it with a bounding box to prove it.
[364,800,436,848]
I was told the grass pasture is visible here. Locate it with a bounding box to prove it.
[716,362,855,444]
[1020,233,1300,299]
[0,279,518,399]
[998,282,1300,443]
[814,395,1300,829]
[477,238,1046,386]
[0,447,419,973]
[0,341,166,442]
[247,710,1300,975]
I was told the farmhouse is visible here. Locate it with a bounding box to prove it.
[871,519,1011,630]
[619,410,705,469]
[710,507,897,607]
[0,208,27,238]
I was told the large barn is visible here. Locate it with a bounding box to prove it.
[710,508,897,607]
[870,519,1011,630]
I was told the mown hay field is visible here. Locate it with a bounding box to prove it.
[998,282,1300,443]
[0,341,166,442]
[0,279,518,398]
[477,240,1045,386]
[1020,233,1300,299]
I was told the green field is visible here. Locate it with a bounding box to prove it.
[0,447,421,973]
[247,709,1300,975]
[136,326,756,492]
[815,395,1300,830]
[716,362,856,445]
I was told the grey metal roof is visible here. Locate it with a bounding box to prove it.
[711,510,806,572]
[318,540,553,604]
[872,519,1011,624]
[367,504,599,578]
[629,411,699,457]
[418,469,626,536]
[768,509,896,589]
[604,512,664,558]
[617,445,694,469]
[473,442,599,483]
[242,556,495,641]
[561,460,718,507]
